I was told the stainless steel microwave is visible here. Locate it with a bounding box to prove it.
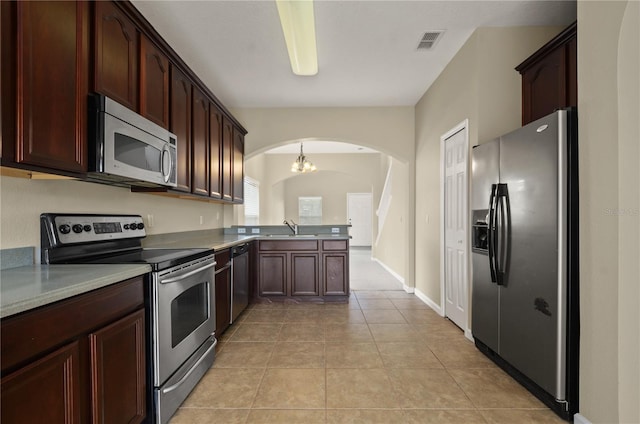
[88,94,177,188]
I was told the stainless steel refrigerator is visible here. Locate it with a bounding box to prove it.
[471,109,579,419]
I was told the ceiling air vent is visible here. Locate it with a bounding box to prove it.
[417,30,444,50]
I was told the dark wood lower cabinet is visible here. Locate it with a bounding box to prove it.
[259,253,287,296]
[256,239,349,300]
[291,253,320,296]
[0,276,146,424]
[215,249,231,336]
[1,342,81,424]
[323,253,349,296]
[90,309,145,424]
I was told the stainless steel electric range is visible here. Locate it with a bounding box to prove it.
[41,213,217,424]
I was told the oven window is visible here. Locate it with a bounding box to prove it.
[170,282,209,348]
[115,133,161,172]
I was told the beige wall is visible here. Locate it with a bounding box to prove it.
[414,26,562,309]
[232,107,415,162]
[617,3,640,421]
[282,171,372,225]
[374,157,409,281]
[578,1,640,422]
[0,176,227,255]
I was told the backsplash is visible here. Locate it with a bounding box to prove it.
[0,175,230,251]
[0,247,35,270]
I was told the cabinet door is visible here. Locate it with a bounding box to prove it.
[221,118,233,201]
[291,253,319,296]
[140,35,169,129]
[323,253,349,296]
[215,252,231,336]
[89,309,145,424]
[15,1,88,173]
[521,45,566,124]
[209,104,223,199]
[191,87,209,196]
[1,342,81,424]
[94,1,138,110]
[259,253,288,296]
[232,128,245,203]
[170,66,192,193]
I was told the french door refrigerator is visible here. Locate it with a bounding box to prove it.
[471,108,579,420]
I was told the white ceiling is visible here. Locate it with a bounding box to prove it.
[131,0,576,109]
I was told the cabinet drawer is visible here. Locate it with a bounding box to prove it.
[322,240,348,251]
[259,240,318,251]
[1,276,144,373]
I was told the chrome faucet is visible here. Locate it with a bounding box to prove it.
[283,219,298,235]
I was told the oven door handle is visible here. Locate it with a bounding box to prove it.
[161,338,218,395]
[160,262,216,284]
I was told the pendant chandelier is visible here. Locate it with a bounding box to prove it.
[291,143,317,173]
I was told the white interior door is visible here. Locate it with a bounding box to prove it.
[443,125,468,331]
[347,193,372,247]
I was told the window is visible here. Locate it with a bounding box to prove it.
[244,177,259,225]
[298,196,322,225]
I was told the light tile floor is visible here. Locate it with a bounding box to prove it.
[170,290,565,424]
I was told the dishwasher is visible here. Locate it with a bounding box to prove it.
[231,243,250,322]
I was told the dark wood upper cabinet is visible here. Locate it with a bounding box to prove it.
[13,1,88,173]
[232,128,245,203]
[170,65,192,193]
[140,34,169,129]
[221,118,233,202]
[94,0,138,110]
[191,87,209,196]
[516,22,577,125]
[209,104,223,199]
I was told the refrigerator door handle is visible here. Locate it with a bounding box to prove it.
[488,184,498,283]
[495,184,509,285]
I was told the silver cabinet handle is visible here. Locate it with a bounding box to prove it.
[161,262,216,284]
[161,339,217,394]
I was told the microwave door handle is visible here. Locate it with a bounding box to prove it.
[161,144,172,183]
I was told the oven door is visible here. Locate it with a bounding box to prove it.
[153,255,216,385]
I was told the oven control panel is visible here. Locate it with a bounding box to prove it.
[41,214,146,245]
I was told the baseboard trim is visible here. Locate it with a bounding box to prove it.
[414,288,444,316]
[464,328,474,342]
[371,257,405,284]
[573,414,592,424]
[402,284,414,294]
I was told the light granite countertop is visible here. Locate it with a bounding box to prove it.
[0,264,151,319]
[142,232,350,251]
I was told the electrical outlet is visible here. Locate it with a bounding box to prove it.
[147,214,154,228]
[331,227,340,233]
[199,216,204,225]
[216,212,220,220]
[251,228,260,234]
[238,228,246,234]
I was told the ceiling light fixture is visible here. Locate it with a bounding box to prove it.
[291,143,317,173]
[276,0,318,76]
